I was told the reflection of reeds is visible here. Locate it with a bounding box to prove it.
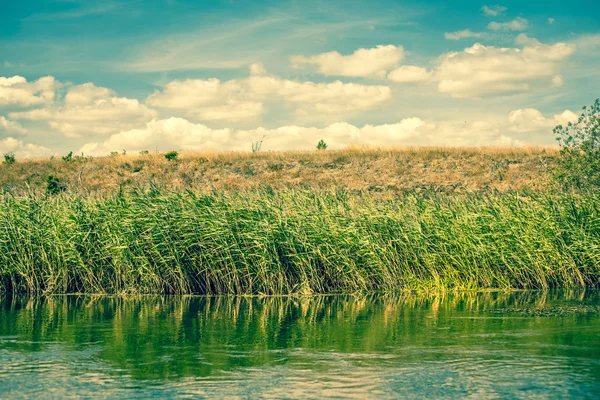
[0,291,596,381]
[0,189,599,294]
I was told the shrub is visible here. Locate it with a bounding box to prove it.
[317,140,328,150]
[139,150,150,156]
[62,151,73,163]
[251,136,265,153]
[554,99,600,188]
[46,175,66,195]
[2,152,16,165]
[164,151,179,161]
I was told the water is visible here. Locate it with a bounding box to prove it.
[1,292,599,399]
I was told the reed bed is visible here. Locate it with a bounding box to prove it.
[0,188,598,294]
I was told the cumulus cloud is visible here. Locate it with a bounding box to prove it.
[147,65,392,121]
[0,137,50,158]
[289,45,405,78]
[80,118,232,155]
[444,29,485,40]
[488,17,529,31]
[80,115,529,156]
[10,83,156,137]
[0,76,56,106]
[508,108,578,133]
[482,5,507,17]
[0,116,27,136]
[387,66,432,83]
[435,40,575,98]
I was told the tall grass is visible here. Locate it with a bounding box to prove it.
[0,188,598,294]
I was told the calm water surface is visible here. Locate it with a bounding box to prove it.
[1,292,599,399]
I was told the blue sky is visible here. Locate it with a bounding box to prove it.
[1,0,599,156]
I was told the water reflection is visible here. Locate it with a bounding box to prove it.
[1,291,599,398]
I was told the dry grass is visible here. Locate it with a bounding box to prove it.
[0,146,558,196]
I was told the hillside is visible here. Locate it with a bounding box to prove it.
[1,147,558,196]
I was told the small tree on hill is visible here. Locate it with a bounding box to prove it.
[317,140,328,150]
[164,151,179,161]
[2,152,16,165]
[554,98,600,188]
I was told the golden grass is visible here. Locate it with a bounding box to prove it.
[0,146,559,196]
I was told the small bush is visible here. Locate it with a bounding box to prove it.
[164,151,179,161]
[139,150,150,156]
[317,140,328,150]
[2,152,16,165]
[62,151,73,163]
[46,175,66,195]
[555,99,600,188]
[251,136,265,153]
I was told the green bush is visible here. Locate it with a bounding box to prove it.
[317,140,328,150]
[164,151,179,161]
[2,152,16,165]
[46,175,66,195]
[554,99,600,188]
[62,151,73,163]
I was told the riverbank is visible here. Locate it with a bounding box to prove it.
[1,188,598,294]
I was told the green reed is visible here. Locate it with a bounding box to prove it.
[0,188,598,294]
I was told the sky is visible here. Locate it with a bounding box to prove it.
[1,0,599,157]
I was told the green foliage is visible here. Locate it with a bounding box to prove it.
[554,99,600,188]
[0,189,599,294]
[62,151,73,163]
[45,175,66,195]
[164,151,179,161]
[2,152,16,165]
[317,139,328,150]
[110,151,119,157]
[139,150,150,156]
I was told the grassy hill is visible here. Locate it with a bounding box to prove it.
[1,147,557,196]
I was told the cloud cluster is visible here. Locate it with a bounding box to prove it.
[488,17,529,31]
[78,107,576,156]
[147,65,392,121]
[0,137,50,158]
[290,45,405,78]
[387,66,432,83]
[0,116,27,136]
[444,29,485,40]
[481,5,507,17]
[507,108,578,133]
[11,83,156,137]
[435,41,575,98]
[0,76,56,107]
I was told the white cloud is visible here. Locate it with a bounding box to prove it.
[387,66,432,83]
[548,18,555,24]
[488,17,529,31]
[482,5,507,17]
[0,76,56,107]
[507,108,578,133]
[80,115,528,156]
[0,116,27,136]
[10,83,156,138]
[435,40,575,98]
[80,118,232,155]
[444,29,485,40]
[290,45,405,78]
[551,75,564,87]
[147,65,392,121]
[146,78,265,122]
[0,137,50,158]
